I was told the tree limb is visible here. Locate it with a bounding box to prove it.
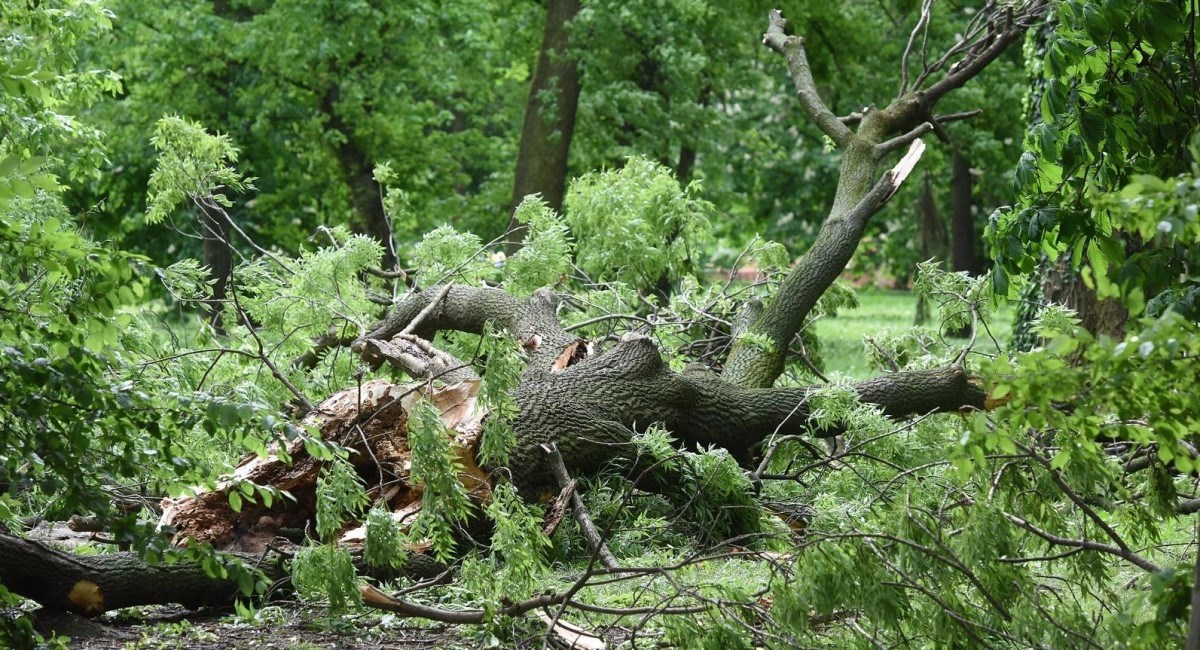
[762,10,853,148]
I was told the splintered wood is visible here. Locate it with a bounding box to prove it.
[159,379,491,553]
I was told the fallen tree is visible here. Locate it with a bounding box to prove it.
[1,3,1048,630]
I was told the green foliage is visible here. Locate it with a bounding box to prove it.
[314,458,368,542]
[407,401,473,562]
[462,481,549,601]
[410,226,491,288]
[146,116,250,224]
[80,0,538,255]
[564,157,712,290]
[805,384,889,437]
[291,543,361,616]
[363,506,408,570]
[991,0,1199,311]
[477,325,523,467]
[912,261,992,333]
[503,197,573,295]
[632,427,762,544]
[229,230,383,362]
[0,0,120,183]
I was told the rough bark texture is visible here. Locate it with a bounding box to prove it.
[0,530,279,615]
[1042,254,1128,340]
[364,287,986,497]
[0,529,444,616]
[506,0,582,251]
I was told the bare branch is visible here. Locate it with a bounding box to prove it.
[763,10,854,148]
[875,123,934,158]
[542,442,620,570]
[923,0,1050,105]
[898,0,935,97]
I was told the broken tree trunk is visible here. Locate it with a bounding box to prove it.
[363,285,986,497]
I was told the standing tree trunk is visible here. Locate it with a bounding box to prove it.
[201,208,231,330]
[914,172,947,325]
[322,84,397,270]
[506,0,582,252]
[949,150,979,276]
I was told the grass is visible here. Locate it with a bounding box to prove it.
[811,288,1013,379]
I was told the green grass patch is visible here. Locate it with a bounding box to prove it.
[812,288,1012,379]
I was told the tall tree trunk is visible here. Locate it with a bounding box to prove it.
[506,0,582,252]
[202,0,240,332]
[322,85,396,270]
[202,209,231,330]
[949,150,979,276]
[914,172,947,325]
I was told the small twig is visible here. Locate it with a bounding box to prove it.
[399,284,453,337]
[542,442,620,570]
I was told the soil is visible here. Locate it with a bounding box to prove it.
[26,605,471,650]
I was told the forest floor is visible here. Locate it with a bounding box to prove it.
[31,604,471,649]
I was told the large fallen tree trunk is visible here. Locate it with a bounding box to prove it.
[363,286,986,497]
[0,5,1046,623]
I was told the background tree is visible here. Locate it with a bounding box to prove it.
[506,0,582,249]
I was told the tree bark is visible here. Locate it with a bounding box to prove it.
[201,207,231,331]
[363,286,987,497]
[0,530,277,615]
[0,530,444,616]
[506,0,582,252]
[1042,254,1128,340]
[950,150,978,277]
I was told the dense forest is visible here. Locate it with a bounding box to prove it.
[2,0,1199,647]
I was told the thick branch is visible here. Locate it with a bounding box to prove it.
[762,10,853,148]
[922,1,1050,107]
[362,286,582,375]
[506,334,984,495]
[0,530,281,615]
[722,141,925,388]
